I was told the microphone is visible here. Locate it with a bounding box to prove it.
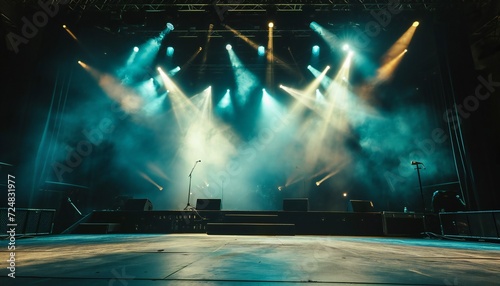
[411,161,423,165]
[189,160,202,177]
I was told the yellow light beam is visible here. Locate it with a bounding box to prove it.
[224,24,302,82]
[78,61,143,113]
[304,65,330,95]
[376,49,407,83]
[63,24,78,41]
[202,24,214,65]
[138,171,163,191]
[315,168,342,186]
[190,86,213,123]
[179,47,202,73]
[308,65,332,89]
[266,23,274,88]
[147,163,172,182]
[224,24,260,50]
[280,85,317,114]
[158,67,199,131]
[380,22,418,66]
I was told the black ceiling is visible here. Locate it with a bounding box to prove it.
[1,0,499,70]
[15,0,491,13]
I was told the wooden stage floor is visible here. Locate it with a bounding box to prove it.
[1,233,499,285]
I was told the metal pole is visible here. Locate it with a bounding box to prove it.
[416,164,425,211]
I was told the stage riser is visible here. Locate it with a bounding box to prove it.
[440,210,500,241]
[207,223,295,235]
[382,212,426,237]
[69,211,394,236]
[74,223,121,234]
[280,212,384,236]
[222,214,279,223]
[81,210,218,233]
[0,208,55,236]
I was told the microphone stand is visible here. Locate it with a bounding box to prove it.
[413,162,425,212]
[67,197,82,216]
[184,160,200,210]
[221,178,225,210]
[412,161,430,234]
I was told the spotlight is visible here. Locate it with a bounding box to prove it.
[268,22,274,28]
[166,22,174,31]
[133,46,139,52]
[62,24,67,29]
[166,46,174,57]
[412,21,419,27]
[226,44,232,50]
[258,46,265,56]
[169,66,181,76]
[343,193,348,197]
[312,45,320,56]
[342,43,350,51]
[315,181,320,186]
[404,49,408,53]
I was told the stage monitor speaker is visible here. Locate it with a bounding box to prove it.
[348,200,374,212]
[123,199,153,211]
[196,199,221,211]
[283,198,309,211]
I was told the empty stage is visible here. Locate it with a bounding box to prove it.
[0,234,499,285]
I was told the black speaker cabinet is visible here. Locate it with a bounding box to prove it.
[348,200,374,212]
[123,199,153,211]
[283,198,309,211]
[382,212,425,236]
[196,199,221,210]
